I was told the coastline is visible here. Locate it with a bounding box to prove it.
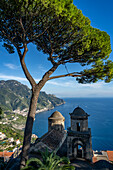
[36,101,65,114]
[12,101,65,116]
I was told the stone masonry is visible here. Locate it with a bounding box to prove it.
[67,106,92,161]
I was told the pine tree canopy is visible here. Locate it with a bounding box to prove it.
[0,0,112,84]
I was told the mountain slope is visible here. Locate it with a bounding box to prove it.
[0,80,65,111]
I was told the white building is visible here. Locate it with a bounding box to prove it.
[16,139,20,145]
[0,132,6,140]
[8,137,14,143]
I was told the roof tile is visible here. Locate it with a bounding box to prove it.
[107,151,113,161]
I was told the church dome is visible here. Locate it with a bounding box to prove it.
[70,106,89,118]
[48,111,65,120]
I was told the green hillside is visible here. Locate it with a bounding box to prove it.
[0,80,65,111]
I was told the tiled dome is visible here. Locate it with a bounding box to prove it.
[48,111,64,120]
[70,106,89,118]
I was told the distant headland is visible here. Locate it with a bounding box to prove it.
[0,80,65,114]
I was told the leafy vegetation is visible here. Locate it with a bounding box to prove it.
[0,124,24,140]
[22,149,75,170]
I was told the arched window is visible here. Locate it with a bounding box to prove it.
[77,144,82,158]
[77,122,80,131]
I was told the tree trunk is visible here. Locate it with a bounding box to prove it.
[19,64,58,169]
[20,87,40,169]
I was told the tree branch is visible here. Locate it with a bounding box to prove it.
[48,72,82,80]
[27,26,49,44]
[1,29,21,52]
[48,51,57,65]
[46,30,57,65]
[2,28,36,89]
[19,46,36,89]
[37,64,59,89]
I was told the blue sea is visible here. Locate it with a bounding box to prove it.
[32,98,113,151]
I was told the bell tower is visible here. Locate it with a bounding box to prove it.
[67,106,92,161]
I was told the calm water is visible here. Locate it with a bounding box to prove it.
[32,98,113,151]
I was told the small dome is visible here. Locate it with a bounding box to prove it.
[48,111,64,120]
[73,106,85,114]
[70,106,89,117]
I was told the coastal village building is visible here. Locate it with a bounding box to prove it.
[93,150,113,163]
[107,151,113,162]
[0,132,6,140]
[0,151,14,162]
[16,139,20,145]
[8,137,14,143]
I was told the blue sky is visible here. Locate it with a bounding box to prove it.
[0,0,113,98]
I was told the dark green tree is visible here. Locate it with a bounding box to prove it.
[0,0,112,168]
